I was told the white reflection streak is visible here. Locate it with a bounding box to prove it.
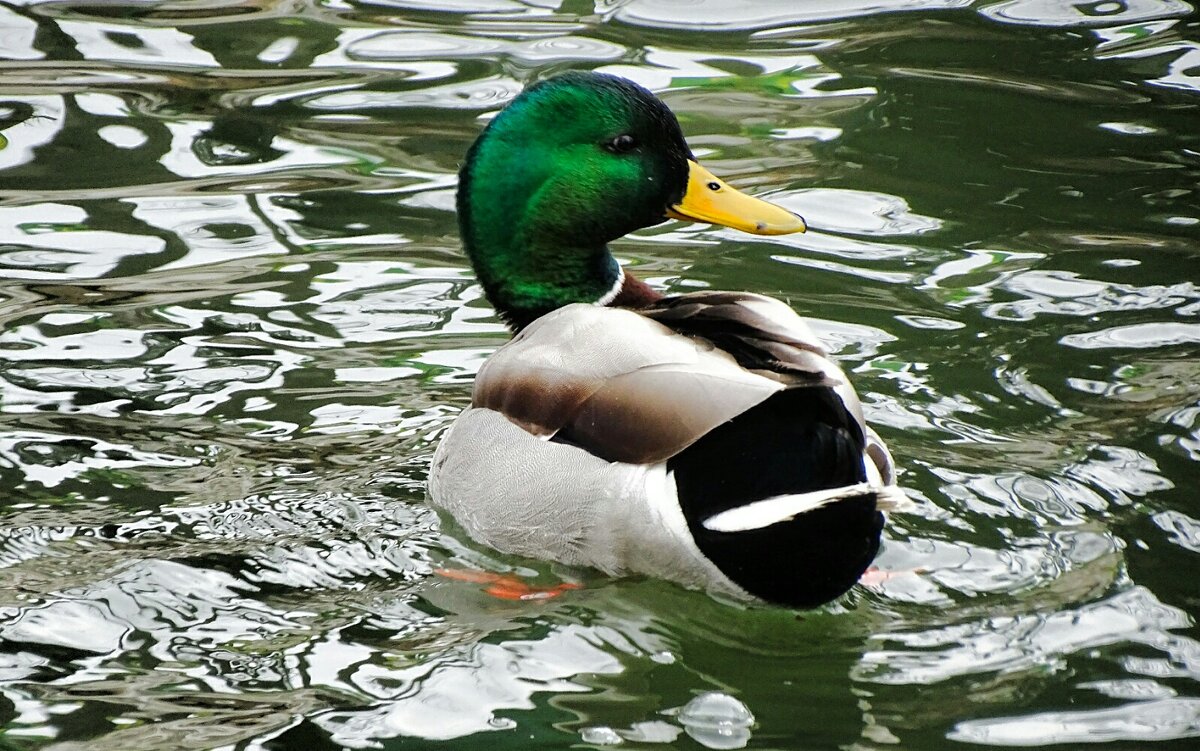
[0,202,164,280]
[0,96,63,171]
[775,188,942,236]
[141,330,306,417]
[980,0,1193,27]
[612,0,975,30]
[314,624,633,744]
[56,20,219,67]
[599,46,877,99]
[1060,322,1200,350]
[856,587,1193,685]
[305,76,523,111]
[948,697,1200,746]
[0,560,298,657]
[0,4,41,60]
[0,430,198,487]
[128,195,284,272]
[157,121,362,179]
[1093,17,1200,93]
[986,270,1195,322]
[919,249,1043,307]
[337,30,625,65]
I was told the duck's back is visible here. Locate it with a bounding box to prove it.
[429,292,896,605]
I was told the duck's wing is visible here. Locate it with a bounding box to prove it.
[638,291,833,378]
[472,292,875,468]
[642,291,895,486]
[473,302,785,464]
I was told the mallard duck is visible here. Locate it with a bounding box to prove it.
[430,71,903,608]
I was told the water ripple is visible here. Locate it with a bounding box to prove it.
[614,0,975,30]
[948,697,1200,746]
[345,30,626,63]
[305,76,524,111]
[859,587,1193,685]
[1061,322,1200,350]
[1,2,1198,749]
[979,0,1194,27]
[986,270,1198,322]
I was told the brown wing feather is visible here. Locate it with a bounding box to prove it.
[555,366,776,463]
[473,303,783,462]
[473,294,871,464]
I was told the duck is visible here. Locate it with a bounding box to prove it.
[429,71,903,608]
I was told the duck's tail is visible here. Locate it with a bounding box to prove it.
[701,483,912,534]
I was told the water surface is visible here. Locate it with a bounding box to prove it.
[1,0,1198,748]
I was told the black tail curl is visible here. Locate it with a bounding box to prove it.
[668,388,884,608]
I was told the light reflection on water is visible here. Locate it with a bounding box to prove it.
[0,0,1198,748]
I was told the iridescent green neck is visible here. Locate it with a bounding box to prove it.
[457,163,622,328]
[456,73,689,330]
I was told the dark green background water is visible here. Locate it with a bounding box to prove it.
[1,1,1198,749]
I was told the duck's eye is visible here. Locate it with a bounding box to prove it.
[707,181,721,191]
[605,134,638,154]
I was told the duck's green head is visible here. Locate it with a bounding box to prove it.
[458,71,805,329]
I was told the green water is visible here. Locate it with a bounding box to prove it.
[1,1,1198,748]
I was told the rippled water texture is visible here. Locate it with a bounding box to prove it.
[1,0,1198,748]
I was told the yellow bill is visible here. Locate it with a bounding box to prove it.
[667,160,806,235]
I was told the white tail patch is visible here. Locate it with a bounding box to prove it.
[874,485,914,513]
[702,483,912,533]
